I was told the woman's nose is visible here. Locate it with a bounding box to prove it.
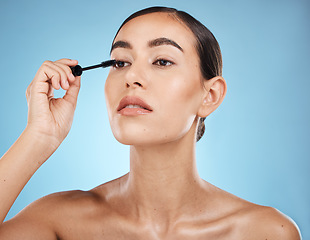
[125,62,147,89]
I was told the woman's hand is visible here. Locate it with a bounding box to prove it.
[25,58,81,152]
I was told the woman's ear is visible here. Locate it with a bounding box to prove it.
[198,76,227,118]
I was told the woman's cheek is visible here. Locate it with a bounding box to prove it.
[104,75,118,120]
[156,76,198,126]
[165,73,200,106]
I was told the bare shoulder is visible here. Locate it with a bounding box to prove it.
[237,204,301,240]
[1,190,101,238]
[1,175,126,239]
[27,174,127,220]
[203,184,301,240]
[22,189,102,216]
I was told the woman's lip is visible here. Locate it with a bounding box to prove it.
[117,96,153,112]
[118,108,152,116]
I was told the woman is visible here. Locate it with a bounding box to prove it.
[0,6,301,239]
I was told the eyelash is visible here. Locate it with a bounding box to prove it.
[113,60,130,69]
[153,59,174,67]
[113,59,174,69]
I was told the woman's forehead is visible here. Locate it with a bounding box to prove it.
[114,12,196,50]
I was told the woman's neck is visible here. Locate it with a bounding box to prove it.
[124,133,206,223]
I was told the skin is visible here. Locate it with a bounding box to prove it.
[0,12,301,240]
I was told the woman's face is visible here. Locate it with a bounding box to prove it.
[105,12,205,146]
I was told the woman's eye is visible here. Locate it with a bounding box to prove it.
[113,60,130,69]
[153,59,174,67]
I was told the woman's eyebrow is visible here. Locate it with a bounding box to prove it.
[110,38,184,54]
[148,37,183,52]
[110,41,132,54]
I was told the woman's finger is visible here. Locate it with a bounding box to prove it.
[55,59,79,84]
[29,59,80,101]
[56,58,78,67]
[43,61,70,90]
[63,76,81,107]
[47,62,69,90]
[47,82,54,100]
[32,63,61,91]
[53,62,75,83]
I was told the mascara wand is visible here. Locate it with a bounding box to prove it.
[70,60,116,77]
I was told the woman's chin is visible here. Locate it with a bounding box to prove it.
[114,134,166,146]
[109,119,196,146]
[112,131,188,147]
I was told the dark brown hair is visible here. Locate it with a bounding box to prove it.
[112,6,223,142]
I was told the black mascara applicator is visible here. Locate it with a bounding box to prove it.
[70,60,116,76]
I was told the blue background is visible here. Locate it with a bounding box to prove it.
[0,0,309,237]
